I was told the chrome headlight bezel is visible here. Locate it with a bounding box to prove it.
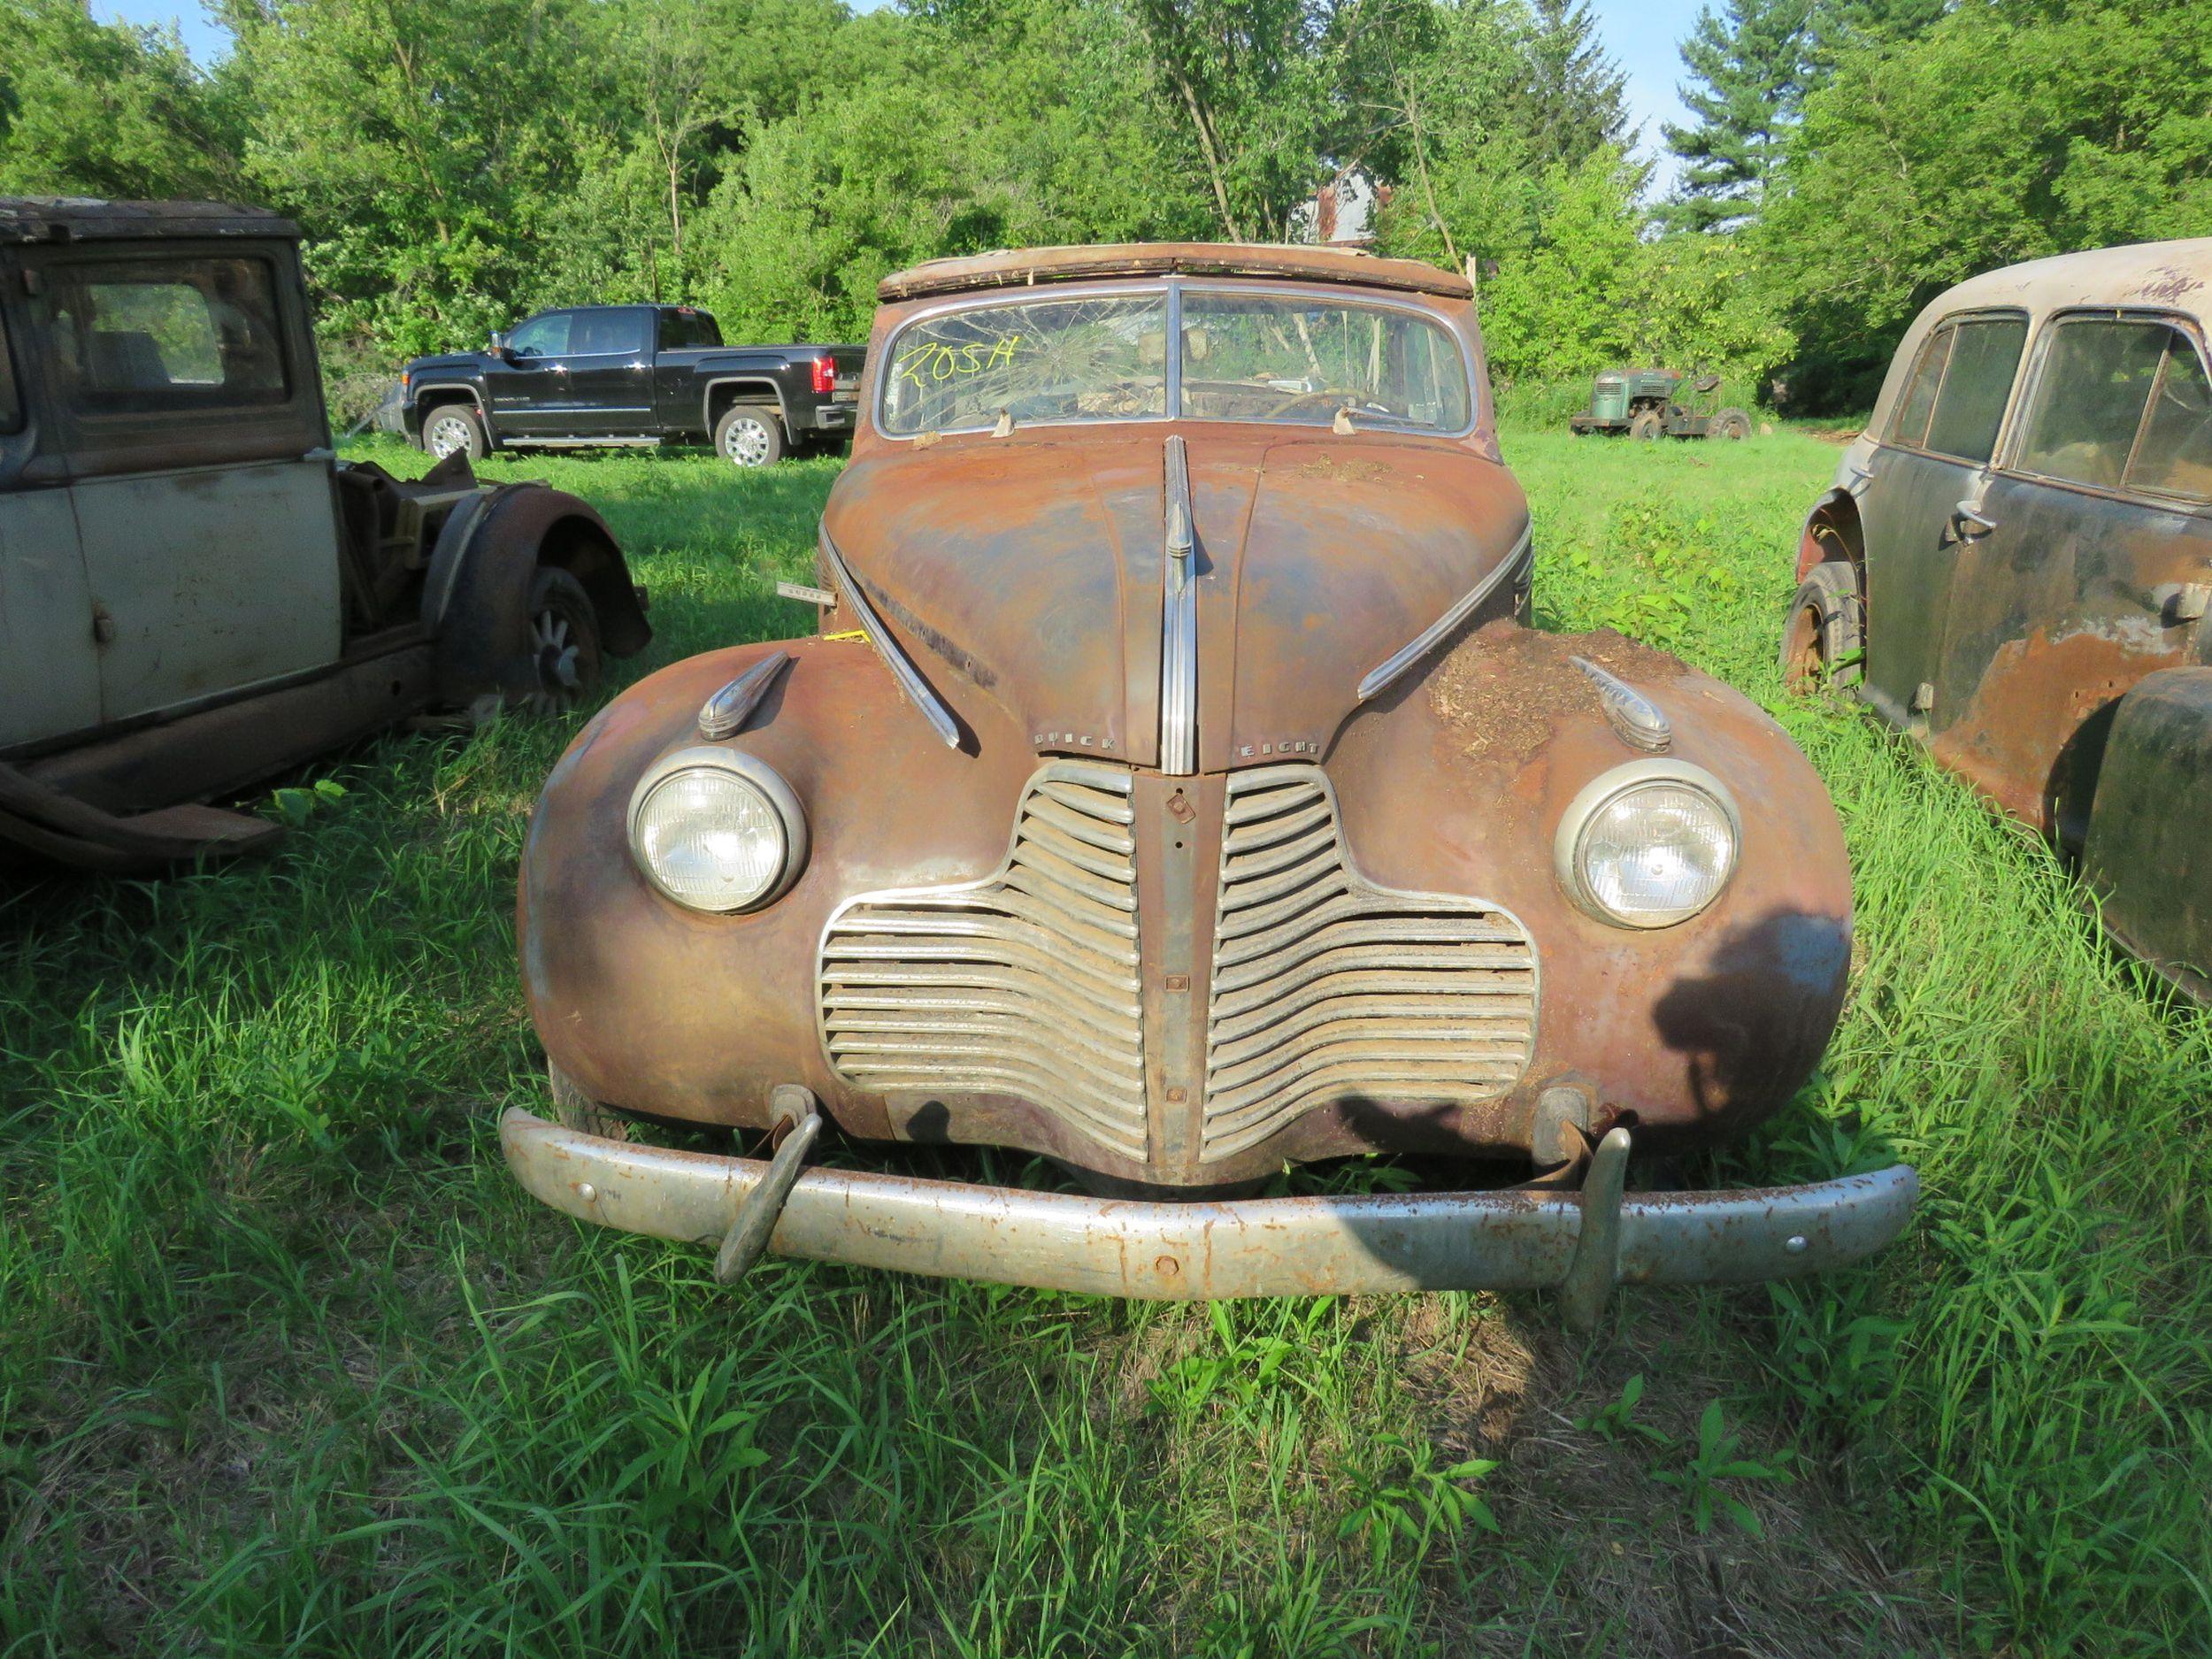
[626,746,809,913]
[1554,758,1741,930]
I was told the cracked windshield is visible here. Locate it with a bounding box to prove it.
[879,288,1471,434]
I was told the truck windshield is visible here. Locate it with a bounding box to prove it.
[878,285,1471,437]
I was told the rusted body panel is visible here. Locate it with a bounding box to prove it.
[1801,239,2212,987]
[879,242,1474,303]
[522,250,1861,1206]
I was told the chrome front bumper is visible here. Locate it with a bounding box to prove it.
[500,1108,1916,1325]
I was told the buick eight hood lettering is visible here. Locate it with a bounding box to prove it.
[504,243,1916,1328]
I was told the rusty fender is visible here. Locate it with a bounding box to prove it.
[501,1108,1916,1314]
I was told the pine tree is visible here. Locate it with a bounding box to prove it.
[1511,0,1630,172]
[1661,0,1812,232]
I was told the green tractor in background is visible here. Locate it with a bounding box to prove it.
[1569,368,1753,441]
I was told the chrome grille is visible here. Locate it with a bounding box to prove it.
[1202,765,1537,1164]
[819,761,1148,1162]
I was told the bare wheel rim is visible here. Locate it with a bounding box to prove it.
[532,605,581,694]
[722,414,774,466]
[1783,600,1824,692]
[427,413,473,458]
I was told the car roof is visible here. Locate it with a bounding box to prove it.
[0,197,301,243]
[1918,238,2212,320]
[879,242,1473,303]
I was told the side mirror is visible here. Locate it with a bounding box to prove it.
[488,332,512,362]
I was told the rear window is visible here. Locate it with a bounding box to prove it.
[43,256,288,417]
[572,310,649,356]
[660,308,721,349]
[2014,317,2211,499]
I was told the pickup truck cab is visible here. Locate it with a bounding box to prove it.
[401,304,863,468]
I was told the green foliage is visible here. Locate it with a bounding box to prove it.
[0,0,242,199]
[1336,1435,1501,1569]
[1661,0,1812,232]
[1650,1402,1793,1538]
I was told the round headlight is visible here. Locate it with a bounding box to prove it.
[627,748,807,913]
[1556,761,1740,928]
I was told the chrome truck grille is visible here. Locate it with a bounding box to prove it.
[818,761,1537,1171]
[1200,766,1537,1164]
[818,761,1149,1163]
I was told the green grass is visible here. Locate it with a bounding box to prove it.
[1,429,2205,1655]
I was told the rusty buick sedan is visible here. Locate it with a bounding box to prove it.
[504,244,1915,1327]
[1784,239,2212,995]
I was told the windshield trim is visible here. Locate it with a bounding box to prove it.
[872,278,1477,443]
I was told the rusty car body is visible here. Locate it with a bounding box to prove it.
[1783,239,2212,993]
[0,199,649,871]
[505,242,1915,1325]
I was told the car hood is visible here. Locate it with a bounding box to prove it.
[820,429,1529,769]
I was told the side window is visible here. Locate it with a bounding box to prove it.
[572,310,649,356]
[1922,316,2027,463]
[2126,338,2212,501]
[0,308,19,433]
[2016,319,2184,492]
[44,257,288,416]
[507,312,571,357]
[659,309,719,350]
[1889,329,1948,448]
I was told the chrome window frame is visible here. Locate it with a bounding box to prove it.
[1997,305,2212,512]
[870,278,1479,443]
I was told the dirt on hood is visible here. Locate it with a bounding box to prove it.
[1430,619,1691,772]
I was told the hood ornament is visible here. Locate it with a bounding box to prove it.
[1160,435,1199,775]
[1571,657,1671,753]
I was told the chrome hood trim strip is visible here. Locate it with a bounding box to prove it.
[1159,434,1199,775]
[1355,518,1532,703]
[819,528,962,749]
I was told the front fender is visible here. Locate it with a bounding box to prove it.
[1330,620,1853,1150]
[2083,666,2212,997]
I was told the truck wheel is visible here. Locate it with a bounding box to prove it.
[523,566,603,710]
[422,404,488,462]
[549,1061,630,1141]
[1781,560,1864,694]
[715,404,786,468]
[1629,408,1663,442]
[1708,408,1753,442]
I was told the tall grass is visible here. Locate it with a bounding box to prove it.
[0,431,2202,1655]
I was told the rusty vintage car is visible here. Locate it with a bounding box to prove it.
[1783,239,2212,994]
[503,243,1915,1327]
[0,198,650,871]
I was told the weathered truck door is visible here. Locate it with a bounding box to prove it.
[30,245,343,724]
[0,288,101,748]
[1859,311,2030,733]
[1933,312,2212,839]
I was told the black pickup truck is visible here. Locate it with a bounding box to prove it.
[400,304,863,468]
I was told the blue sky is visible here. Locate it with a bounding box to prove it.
[98,0,1702,188]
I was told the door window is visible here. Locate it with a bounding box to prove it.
[2015,318,2209,497]
[2125,338,2212,501]
[571,310,649,356]
[506,312,571,357]
[44,257,288,416]
[1922,317,2027,463]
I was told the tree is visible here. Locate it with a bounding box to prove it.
[1662,0,1811,232]
[0,0,241,199]
[1509,0,1629,172]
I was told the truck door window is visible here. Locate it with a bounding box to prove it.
[2016,319,2178,491]
[45,257,287,415]
[572,311,649,356]
[507,312,571,357]
[1921,316,2027,463]
[2124,335,2212,502]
